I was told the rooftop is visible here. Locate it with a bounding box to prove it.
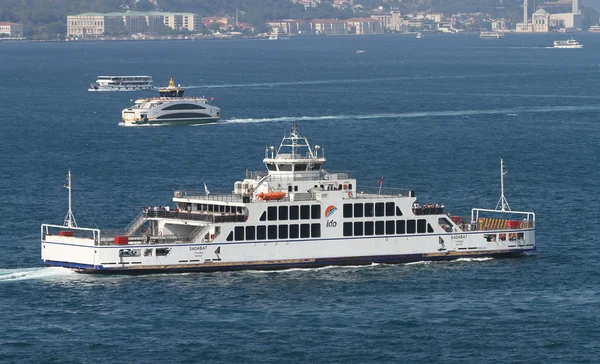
[72,11,197,17]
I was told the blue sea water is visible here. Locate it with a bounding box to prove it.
[0,34,599,363]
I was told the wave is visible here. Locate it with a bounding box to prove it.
[0,267,74,282]
[117,122,169,127]
[247,262,381,274]
[225,105,600,124]
[452,257,494,263]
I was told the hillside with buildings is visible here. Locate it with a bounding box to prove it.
[0,0,599,39]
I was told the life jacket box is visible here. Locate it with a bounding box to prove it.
[59,231,73,237]
[114,236,129,245]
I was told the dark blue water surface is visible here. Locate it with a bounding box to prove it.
[1,34,599,363]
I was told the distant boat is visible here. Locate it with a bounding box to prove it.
[89,76,153,92]
[553,38,583,49]
[479,31,504,39]
[589,25,600,32]
[416,32,422,39]
[356,49,366,54]
[268,32,290,40]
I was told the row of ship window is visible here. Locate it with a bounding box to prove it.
[343,219,434,236]
[226,224,321,241]
[344,202,402,218]
[260,205,321,221]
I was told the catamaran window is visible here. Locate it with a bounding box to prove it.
[343,222,352,237]
[288,186,293,192]
[290,224,299,238]
[311,205,321,219]
[365,203,374,217]
[396,220,405,234]
[375,203,384,217]
[343,204,352,218]
[279,225,288,239]
[310,163,322,171]
[375,221,385,235]
[386,221,395,235]
[484,234,496,242]
[290,206,299,220]
[417,219,427,234]
[517,233,524,240]
[338,184,343,190]
[354,222,363,236]
[268,206,277,221]
[246,226,256,241]
[311,223,321,238]
[301,205,310,220]
[396,206,403,216]
[268,225,277,240]
[278,164,292,171]
[226,231,233,241]
[427,223,434,233]
[364,221,374,236]
[349,184,353,190]
[407,220,416,234]
[294,186,298,192]
[162,104,206,110]
[235,226,244,241]
[354,203,363,218]
[301,224,310,238]
[279,206,288,220]
[386,202,395,216]
[295,164,308,171]
[257,226,267,240]
[266,163,277,171]
[260,211,266,222]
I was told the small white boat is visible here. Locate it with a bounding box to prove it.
[479,31,504,39]
[356,49,366,54]
[416,32,422,39]
[268,32,290,40]
[553,38,583,48]
[89,76,153,91]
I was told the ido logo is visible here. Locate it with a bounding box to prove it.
[325,205,337,217]
[326,220,337,228]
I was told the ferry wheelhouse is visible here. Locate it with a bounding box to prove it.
[121,77,220,125]
[41,126,535,274]
[89,76,154,91]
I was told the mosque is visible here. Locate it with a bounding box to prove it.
[516,0,582,32]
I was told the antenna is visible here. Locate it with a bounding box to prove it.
[63,169,78,228]
[496,157,511,212]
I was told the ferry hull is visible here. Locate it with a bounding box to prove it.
[125,117,220,126]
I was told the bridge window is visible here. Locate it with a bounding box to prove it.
[278,164,292,171]
[301,224,310,238]
[257,225,266,240]
[375,203,384,216]
[246,226,255,240]
[266,163,277,171]
[310,163,322,171]
[234,226,244,241]
[268,225,277,239]
[295,164,307,171]
[290,206,299,220]
[364,221,374,235]
[279,206,288,220]
[279,225,288,239]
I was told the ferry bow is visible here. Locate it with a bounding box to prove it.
[41,126,535,274]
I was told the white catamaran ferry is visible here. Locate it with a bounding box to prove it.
[553,39,583,49]
[41,126,535,274]
[89,76,154,91]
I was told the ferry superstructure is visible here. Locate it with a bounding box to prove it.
[89,76,153,91]
[553,39,583,48]
[121,78,220,125]
[41,126,535,274]
[479,31,504,39]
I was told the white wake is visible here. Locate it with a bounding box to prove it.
[0,267,74,282]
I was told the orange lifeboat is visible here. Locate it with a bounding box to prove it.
[256,191,287,201]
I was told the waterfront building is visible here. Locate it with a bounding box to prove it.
[532,8,550,32]
[67,12,200,38]
[346,18,384,35]
[0,22,24,38]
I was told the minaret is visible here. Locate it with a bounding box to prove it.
[524,0,528,23]
[572,0,579,14]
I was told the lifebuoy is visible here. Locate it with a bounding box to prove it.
[158,231,163,236]
[348,192,353,198]
[175,191,182,198]
[343,184,348,190]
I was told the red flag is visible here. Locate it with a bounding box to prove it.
[378,177,383,186]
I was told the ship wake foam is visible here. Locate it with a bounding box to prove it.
[0,267,74,282]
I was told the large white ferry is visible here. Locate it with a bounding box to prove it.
[121,78,220,125]
[479,31,504,39]
[553,39,583,48]
[41,126,535,274]
[89,76,154,91]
